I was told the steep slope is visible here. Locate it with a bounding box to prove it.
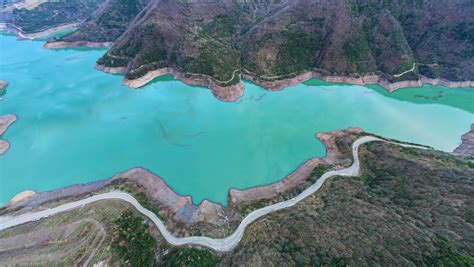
[6,0,474,94]
[90,0,473,87]
[221,142,474,265]
[57,0,150,43]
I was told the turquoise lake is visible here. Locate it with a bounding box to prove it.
[0,34,473,205]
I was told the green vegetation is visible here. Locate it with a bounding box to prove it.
[133,191,165,220]
[12,0,104,33]
[307,164,332,183]
[183,39,240,84]
[163,247,221,267]
[221,141,474,265]
[424,239,474,266]
[275,27,320,76]
[10,1,474,83]
[62,0,146,42]
[112,210,157,266]
[343,31,377,74]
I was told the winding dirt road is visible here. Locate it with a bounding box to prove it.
[0,136,427,252]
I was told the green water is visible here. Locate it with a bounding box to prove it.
[0,35,473,205]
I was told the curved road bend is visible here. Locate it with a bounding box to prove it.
[0,136,428,252]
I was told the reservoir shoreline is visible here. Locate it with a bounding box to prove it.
[95,63,474,102]
[2,128,362,231]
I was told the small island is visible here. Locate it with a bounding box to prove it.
[0,80,8,95]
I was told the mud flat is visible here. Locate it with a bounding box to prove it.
[453,124,474,157]
[0,114,17,155]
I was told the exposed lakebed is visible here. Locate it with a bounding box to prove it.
[0,34,473,205]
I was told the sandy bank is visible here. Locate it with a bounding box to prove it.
[6,190,36,206]
[453,124,474,157]
[0,114,17,155]
[44,40,113,49]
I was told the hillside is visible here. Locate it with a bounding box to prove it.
[90,0,473,85]
[2,0,105,33]
[1,135,473,265]
[222,141,474,265]
[4,1,473,88]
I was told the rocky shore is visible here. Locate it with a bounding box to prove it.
[2,128,361,230]
[44,41,112,49]
[0,114,17,155]
[96,62,472,103]
[243,71,474,92]
[453,124,474,157]
[99,65,244,102]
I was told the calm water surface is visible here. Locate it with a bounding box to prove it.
[0,35,473,205]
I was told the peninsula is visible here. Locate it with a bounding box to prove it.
[0,114,16,155]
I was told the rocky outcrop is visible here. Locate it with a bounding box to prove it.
[0,114,17,155]
[44,41,112,49]
[110,65,473,103]
[121,67,244,102]
[453,124,474,157]
[0,80,8,95]
[95,64,127,74]
[243,71,474,92]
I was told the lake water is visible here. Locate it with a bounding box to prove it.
[0,34,472,205]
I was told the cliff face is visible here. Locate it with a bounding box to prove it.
[6,0,474,86]
[454,124,474,157]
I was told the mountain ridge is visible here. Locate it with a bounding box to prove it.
[2,0,474,95]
